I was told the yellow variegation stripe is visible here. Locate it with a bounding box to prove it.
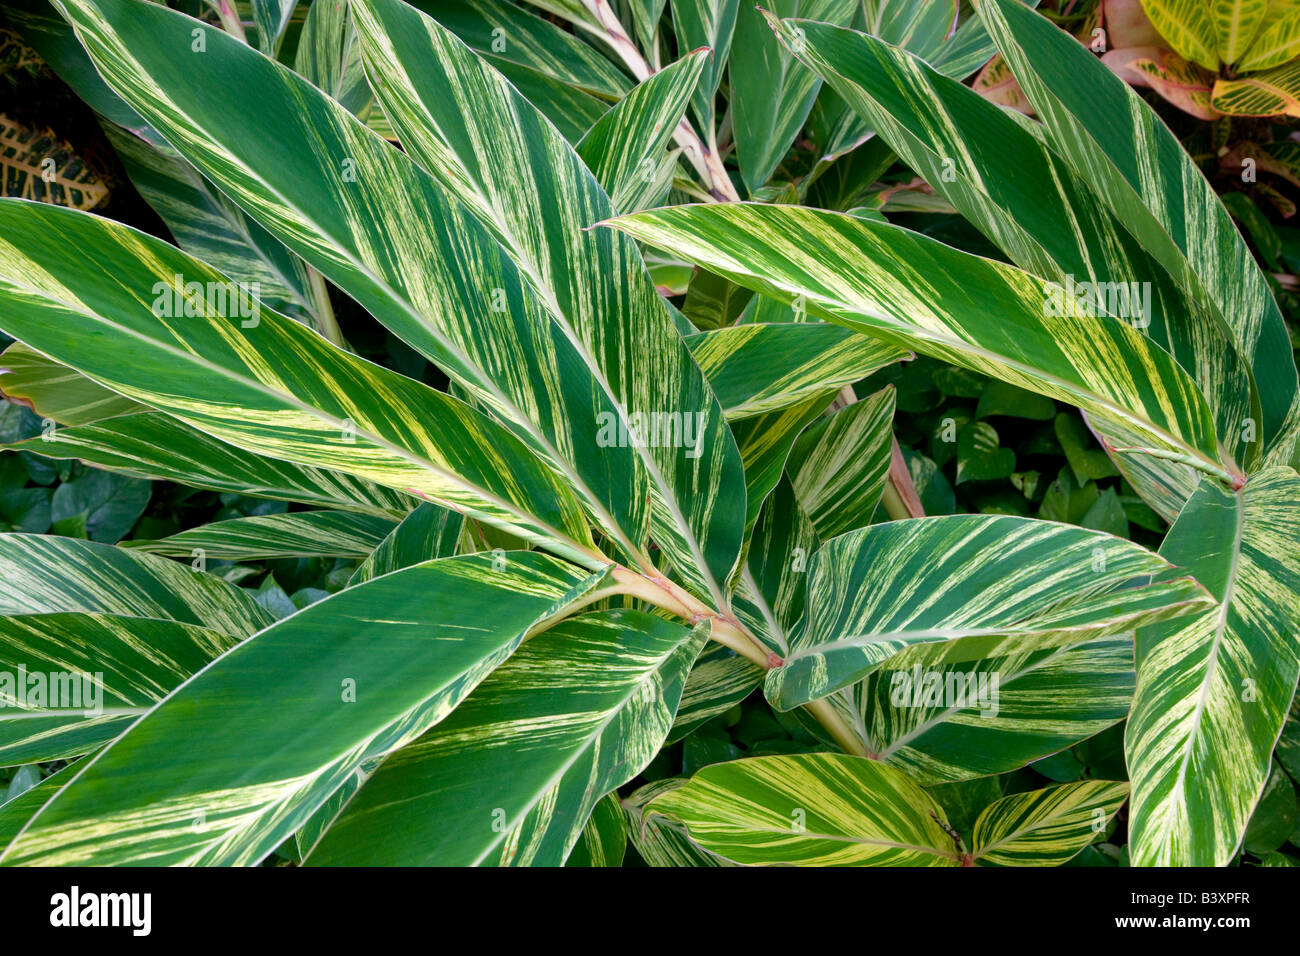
[766,515,1214,710]
[304,610,708,865]
[645,753,961,865]
[0,533,270,638]
[1,552,608,866]
[0,342,143,425]
[971,781,1129,866]
[125,511,397,561]
[1127,466,1300,866]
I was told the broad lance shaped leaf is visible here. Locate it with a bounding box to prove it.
[9,413,415,520]
[730,389,838,534]
[670,0,740,129]
[765,514,1215,711]
[975,0,1300,460]
[124,512,397,561]
[565,791,627,867]
[0,342,144,425]
[862,637,1134,785]
[645,753,962,865]
[1,552,607,866]
[668,642,764,744]
[0,200,599,567]
[771,13,1256,485]
[685,322,905,420]
[305,610,706,865]
[349,501,464,585]
[0,534,270,639]
[103,124,333,337]
[730,0,857,193]
[623,777,735,867]
[349,0,745,606]
[970,781,1129,867]
[1126,466,1300,866]
[0,613,237,766]
[577,50,708,214]
[604,203,1233,486]
[56,0,744,603]
[421,0,631,100]
[786,387,895,540]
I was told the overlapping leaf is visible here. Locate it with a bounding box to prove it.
[1126,466,1300,865]
[306,610,706,866]
[1,552,606,866]
[766,514,1213,710]
[970,780,1128,866]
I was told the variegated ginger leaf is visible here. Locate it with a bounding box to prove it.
[971,780,1129,866]
[645,753,962,865]
[0,533,270,638]
[9,412,415,520]
[349,0,745,605]
[577,50,706,213]
[0,200,599,566]
[605,202,1234,488]
[861,637,1135,784]
[1127,466,1300,866]
[685,322,905,420]
[124,511,397,561]
[765,514,1214,711]
[305,610,706,865]
[0,613,237,766]
[0,342,143,425]
[1,552,607,866]
[977,0,1300,464]
[348,501,463,585]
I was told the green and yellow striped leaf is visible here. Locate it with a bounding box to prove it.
[0,764,72,853]
[424,0,630,101]
[772,13,1256,493]
[1,552,606,866]
[970,780,1129,866]
[10,413,413,520]
[124,511,397,561]
[977,0,1300,462]
[349,0,744,604]
[685,322,905,420]
[0,613,236,766]
[645,753,962,865]
[0,533,271,638]
[668,642,764,743]
[348,501,463,585]
[605,202,1233,488]
[0,200,599,566]
[577,51,707,213]
[305,610,706,865]
[862,637,1135,784]
[787,386,895,539]
[670,0,739,128]
[0,342,142,426]
[766,514,1214,711]
[730,0,857,192]
[565,791,627,867]
[623,778,734,867]
[1126,466,1300,865]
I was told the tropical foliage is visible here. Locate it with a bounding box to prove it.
[0,0,1297,868]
